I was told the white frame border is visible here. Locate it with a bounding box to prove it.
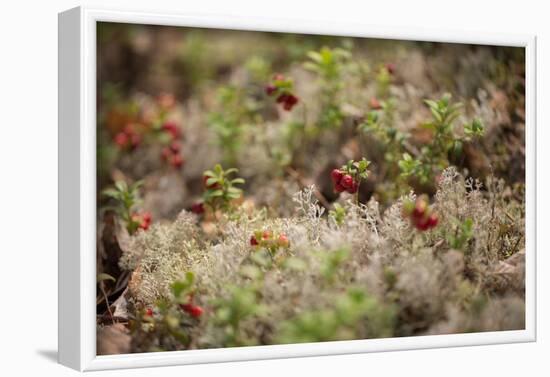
[58,6,536,372]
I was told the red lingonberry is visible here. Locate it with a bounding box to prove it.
[276,93,288,104]
[162,122,180,139]
[180,303,203,318]
[278,234,290,248]
[180,303,193,312]
[191,202,205,214]
[282,94,299,111]
[145,308,153,317]
[331,169,343,183]
[340,175,354,189]
[189,305,204,318]
[346,181,359,194]
[250,236,260,246]
[415,216,431,231]
[171,154,184,168]
[334,183,345,193]
[131,212,151,231]
[427,213,439,228]
[142,212,152,224]
[412,199,427,219]
[265,84,277,96]
[262,230,273,240]
[170,140,181,153]
[114,132,129,148]
[250,236,259,246]
[369,97,382,110]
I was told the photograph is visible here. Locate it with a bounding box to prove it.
[95,21,526,355]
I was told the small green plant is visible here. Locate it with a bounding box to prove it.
[130,272,202,352]
[304,46,351,129]
[329,203,347,226]
[375,64,393,98]
[359,100,403,165]
[320,248,349,284]
[208,86,259,165]
[446,218,474,250]
[276,288,394,343]
[202,164,245,213]
[398,94,485,185]
[102,180,151,234]
[359,97,406,201]
[213,285,266,347]
[172,272,205,318]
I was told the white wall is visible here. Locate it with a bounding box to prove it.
[0,0,547,375]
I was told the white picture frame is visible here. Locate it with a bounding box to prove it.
[58,6,537,371]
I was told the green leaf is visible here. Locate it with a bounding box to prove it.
[130,180,144,191]
[206,177,219,186]
[227,192,241,199]
[231,178,245,185]
[429,107,443,123]
[423,99,438,110]
[114,181,127,192]
[185,271,195,285]
[97,273,116,283]
[358,159,369,172]
[208,189,224,198]
[307,51,323,63]
[102,189,119,198]
[224,168,238,175]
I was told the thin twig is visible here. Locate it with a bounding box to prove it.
[100,282,116,325]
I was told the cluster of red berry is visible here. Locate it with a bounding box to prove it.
[250,230,290,250]
[265,74,299,111]
[160,121,184,168]
[161,140,184,168]
[114,124,141,151]
[402,196,439,231]
[191,202,205,215]
[131,211,152,231]
[179,294,204,318]
[161,121,181,139]
[331,169,359,194]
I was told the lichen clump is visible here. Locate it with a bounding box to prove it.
[118,169,524,351]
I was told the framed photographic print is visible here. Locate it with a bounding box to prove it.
[58,6,536,371]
